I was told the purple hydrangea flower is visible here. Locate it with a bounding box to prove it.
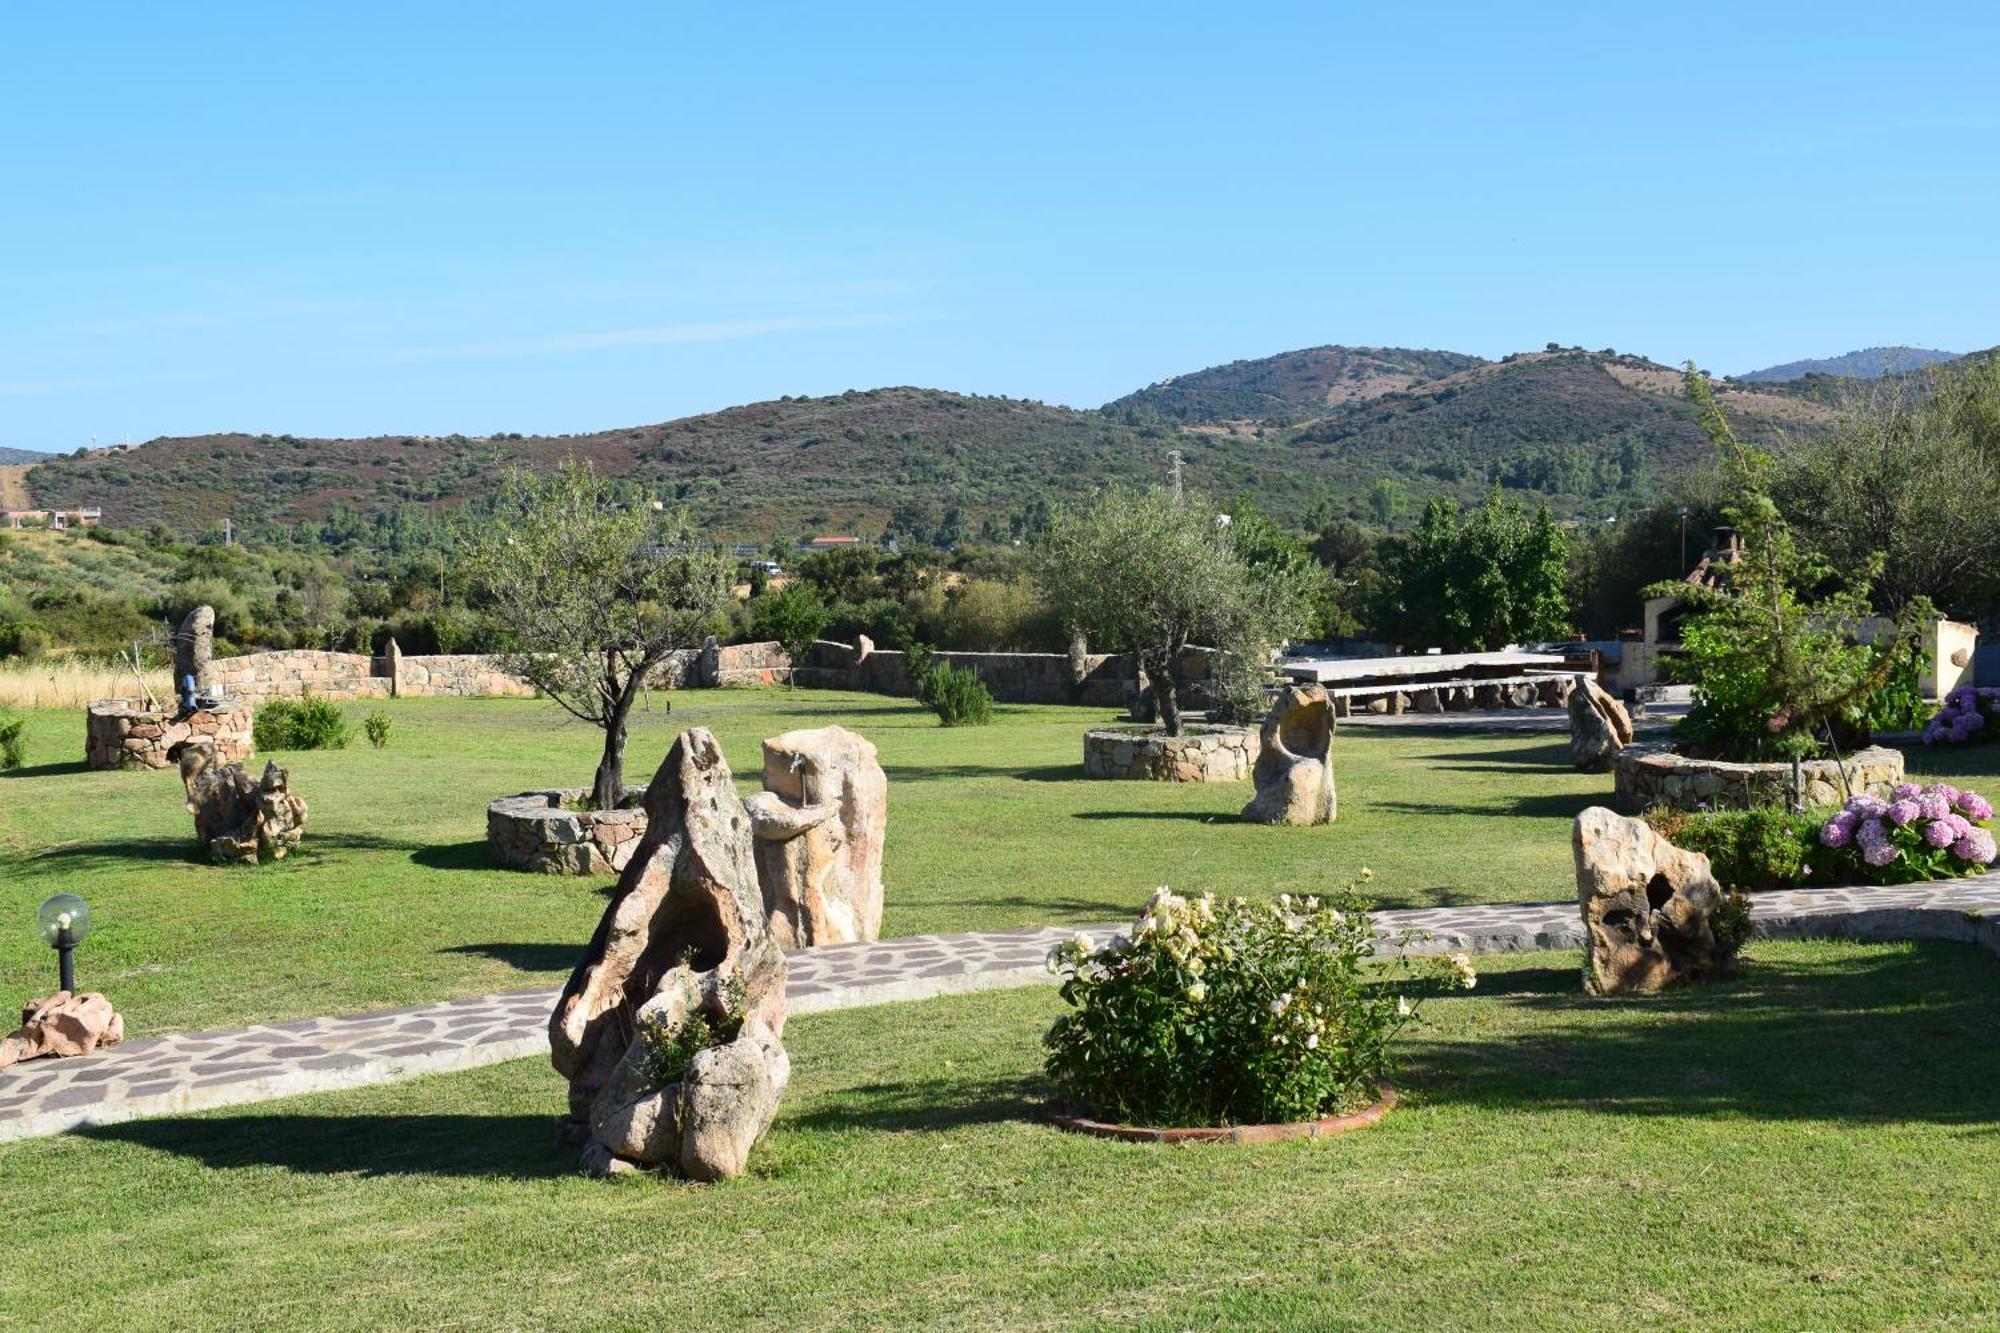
[1819,819,1852,848]
[1924,818,1958,848]
[1888,799,1921,826]
[1918,792,1953,822]
[1958,790,1994,822]
[1864,839,1902,868]
[1943,813,1974,839]
[1858,818,1890,847]
[1892,782,1922,801]
[1955,829,1999,864]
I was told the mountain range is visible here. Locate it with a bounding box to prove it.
[15,341,1975,542]
[1735,346,1961,382]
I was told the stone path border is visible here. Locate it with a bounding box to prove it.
[5,875,2000,1145]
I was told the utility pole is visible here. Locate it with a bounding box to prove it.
[1167,449,1185,500]
[224,516,233,547]
[1677,506,1689,574]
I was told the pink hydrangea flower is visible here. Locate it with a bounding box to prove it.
[1864,839,1902,867]
[1819,819,1851,848]
[1956,790,1994,822]
[1924,818,1958,848]
[1918,792,1952,822]
[1892,783,1922,801]
[1887,799,1921,826]
[1952,828,1998,864]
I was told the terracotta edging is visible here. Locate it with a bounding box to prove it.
[1052,1084,1397,1144]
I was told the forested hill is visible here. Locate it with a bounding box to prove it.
[1104,345,1487,424]
[0,447,49,465]
[1736,346,1960,382]
[26,348,1839,545]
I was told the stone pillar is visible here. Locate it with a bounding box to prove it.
[175,605,215,692]
[697,635,721,689]
[381,636,404,698]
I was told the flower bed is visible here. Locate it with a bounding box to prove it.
[1923,686,2000,746]
[1817,783,1997,882]
[1043,881,1472,1131]
[1052,1085,1397,1144]
[1081,725,1258,782]
[1613,742,1904,813]
[486,789,648,875]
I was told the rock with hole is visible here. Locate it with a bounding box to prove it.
[1573,805,1737,995]
[1240,683,1337,826]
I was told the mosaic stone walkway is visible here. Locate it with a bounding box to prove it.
[5,875,2000,1144]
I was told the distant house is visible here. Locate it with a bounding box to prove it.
[3,507,101,530]
[801,535,861,552]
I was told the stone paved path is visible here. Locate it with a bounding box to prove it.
[5,875,1999,1144]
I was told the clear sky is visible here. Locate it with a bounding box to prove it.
[4,3,1996,449]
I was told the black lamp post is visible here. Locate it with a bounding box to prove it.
[36,894,91,993]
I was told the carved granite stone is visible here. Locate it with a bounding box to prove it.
[1568,677,1634,771]
[746,725,888,948]
[175,604,215,693]
[1240,683,1337,826]
[550,728,790,1181]
[1573,805,1736,995]
[175,743,307,864]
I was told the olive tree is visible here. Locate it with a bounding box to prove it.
[475,462,733,808]
[1036,486,1311,735]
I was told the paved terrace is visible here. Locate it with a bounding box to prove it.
[4,876,2000,1144]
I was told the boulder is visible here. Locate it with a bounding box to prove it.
[174,604,215,691]
[745,725,887,948]
[175,744,307,864]
[1567,677,1633,771]
[550,728,790,1181]
[1573,806,1736,995]
[1240,683,1336,826]
[0,990,125,1068]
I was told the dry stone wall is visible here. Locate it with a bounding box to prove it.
[86,699,254,770]
[1083,726,1259,782]
[1614,743,1906,813]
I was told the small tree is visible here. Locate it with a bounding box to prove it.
[1374,489,1571,652]
[749,581,834,686]
[1036,487,1311,736]
[476,462,733,809]
[1656,366,1927,762]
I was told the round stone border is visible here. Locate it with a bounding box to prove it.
[486,788,648,876]
[1052,1084,1397,1144]
[1614,742,1905,813]
[85,697,255,771]
[1082,725,1259,782]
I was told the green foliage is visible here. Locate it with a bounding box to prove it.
[1859,639,1930,733]
[1373,489,1571,651]
[1645,806,1820,891]
[633,971,746,1088]
[1044,882,1471,1127]
[1661,366,1925,762]
[922,661,994,727]
[252,695,352,751]
[749,581,834,678]
[1037,487,1313,735]
[0,714,24,770]
[362,709,392,750]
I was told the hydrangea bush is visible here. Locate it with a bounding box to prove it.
[1043,878,1474,1128]
[1923,686,2000,746]
[1817,783,1997,883]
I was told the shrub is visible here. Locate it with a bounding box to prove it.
[748,581,833,684]
[924,661,994,727]
[1815,784,1997,884]
[1923,686,2000,746]
[253,695,352,751]
[362,709,392,750]
[0,622,48,660]
[1043,880,1472,1128]
[0,713,24,770]
[1644,806,1820,890]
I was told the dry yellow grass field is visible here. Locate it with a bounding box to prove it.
[0,658,170,710]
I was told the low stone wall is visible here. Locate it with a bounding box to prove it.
[1613,743,1906,813]
[86,699,254,771]
[486,790,648,875]
[1083,726,1259,782]
[208,651,389,701]
[391,653,535,698]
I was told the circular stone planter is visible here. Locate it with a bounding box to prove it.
[1613,742,1905,813]
[85,697,254,771]
[1082,725,1259,782]
[486,789,648,875]
[1053,1085,1397,1144]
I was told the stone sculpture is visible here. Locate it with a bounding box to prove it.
[746,725,888,948]
[1240,683,1336,826]
[1573,805,1737,995]
[0,990,125,1069]
[1568,677,1634,771]
[175,604,215,695]
[550,729,790,1181]
[175,742,308,864]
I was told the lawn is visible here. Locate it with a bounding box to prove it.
[1,939,1995,1330]
[5,691,1999,1034]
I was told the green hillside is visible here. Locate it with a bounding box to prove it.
[1105,345,1486,423]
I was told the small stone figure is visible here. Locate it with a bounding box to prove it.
[0,991,125,1069]
[1240,683,1337,826]
[1568,677,1634,771]
[175,742,308,864]
[746,725,888,948]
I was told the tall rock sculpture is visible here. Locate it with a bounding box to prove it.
[1568,677,1634,771]
[1573,805,1738,995]
[550,728,791,1181]
[174,604,215,694]
[1240,683,1336,826]
[174,743,307,864]
[746,725,888,948]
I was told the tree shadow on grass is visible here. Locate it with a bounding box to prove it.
[78,1113,572,1180]
[0,760,92,779]
[884,763,1086,784]
[409,840,495,872]
[1071,810,1240,824]
[442,942,581,972]
[1406,740,1578,770]
[1402,942,2000,1126]
[2,836,204,875]
[911,892,1139,921]
[1373,792,1602,820]
[785,1075,1046,1134]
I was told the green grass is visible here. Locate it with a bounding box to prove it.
[5,692,1997,1034]
[1,940,1995,1330]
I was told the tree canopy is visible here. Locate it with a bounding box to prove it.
[1373,489,1570,652]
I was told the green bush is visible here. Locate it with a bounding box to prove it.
[362,709,392,750]
[0,622,48,660]
[1645,805,1821,890]
[253,695,352,751]
[1044,882,1472,1128]
[0,714,24,771]
[924,661,995,726]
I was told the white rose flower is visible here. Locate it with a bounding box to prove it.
[1396,996,1413,1018]
[1305,1032,1319,1050]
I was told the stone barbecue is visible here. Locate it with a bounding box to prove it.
[86,697,254,771]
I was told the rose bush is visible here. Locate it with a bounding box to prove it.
[1817,783,1997,883]
[1043,877,1472,1128]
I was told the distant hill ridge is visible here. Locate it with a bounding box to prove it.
[0,446,50,466]
[1736,346,1961,382]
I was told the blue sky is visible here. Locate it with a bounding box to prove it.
[3,3,1996,448]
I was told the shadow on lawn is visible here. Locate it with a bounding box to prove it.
[786,1075,1045,1134]
[1374,792,1601,821]
[884,763,1086,784]
[0,759,92,779]
[1404,942,2000,1126]
[442,942,582,972]
[409,839,494,871]
[79,1113,571,1180]
[1407,739,1578,771]
[916,892,1140,920]
[4,836,204,874]
[1072,810,1238,824]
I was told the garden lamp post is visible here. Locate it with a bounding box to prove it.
[36,894,90,993]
